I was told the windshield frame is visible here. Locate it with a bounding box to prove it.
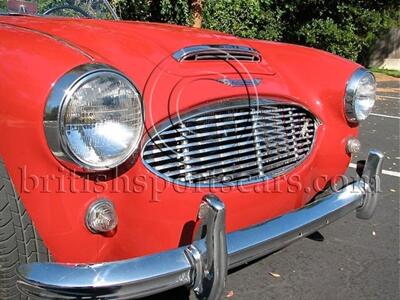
[0,0,119,20]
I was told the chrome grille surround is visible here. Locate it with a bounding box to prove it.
[142,99,318,187]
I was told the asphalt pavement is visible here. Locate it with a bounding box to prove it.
[142,74,400,300]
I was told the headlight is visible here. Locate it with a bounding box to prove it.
[44,64,143,171]
[344,68,376,122]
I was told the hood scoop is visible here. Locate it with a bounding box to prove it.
[173,45,261,62]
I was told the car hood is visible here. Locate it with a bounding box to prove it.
[1,16,279,91]
[1,16,249,67]
[0,16,359,117]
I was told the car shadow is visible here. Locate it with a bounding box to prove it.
[137,286,191,300]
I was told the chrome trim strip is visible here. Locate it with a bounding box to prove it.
[172,45,261,62]
[17,150,383,300]
[141,98,320,187]
[217,78,262,87]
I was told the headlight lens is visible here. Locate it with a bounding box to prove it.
[45,65,143,171]
[62,72,142,169]
[345,69,376,122]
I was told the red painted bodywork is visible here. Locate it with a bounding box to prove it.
[0,16,360,263]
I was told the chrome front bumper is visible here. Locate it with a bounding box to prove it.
[17,150,384,300]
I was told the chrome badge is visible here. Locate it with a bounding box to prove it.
[217,78,262,87]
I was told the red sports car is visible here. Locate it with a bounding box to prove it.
[0,1,383,299]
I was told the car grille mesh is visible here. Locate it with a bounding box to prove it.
[142,100,317,186]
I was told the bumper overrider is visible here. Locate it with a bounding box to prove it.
[17,150,383,300]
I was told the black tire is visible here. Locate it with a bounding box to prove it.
[0,159,50,299]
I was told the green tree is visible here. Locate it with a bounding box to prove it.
[202,0,283,40]
[113,0,192,25]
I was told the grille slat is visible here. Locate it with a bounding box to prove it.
[160,142,311,176]
[159,115,309,138]
[142,99,317,186]
[189,150,308,183]
[143,123,314,156]
[190,54,258,61]
[145,133,314,165]
[193,107,298,122]
[149,114,309,144]
[173,45,261,62]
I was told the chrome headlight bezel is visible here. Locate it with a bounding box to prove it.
[44,64,144,171]
[344,68,376,123]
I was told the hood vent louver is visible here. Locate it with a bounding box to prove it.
[173,45,261,62]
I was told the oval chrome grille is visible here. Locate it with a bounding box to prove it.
[142,99,317,186]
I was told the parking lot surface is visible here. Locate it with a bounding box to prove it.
[143,74,400,300]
